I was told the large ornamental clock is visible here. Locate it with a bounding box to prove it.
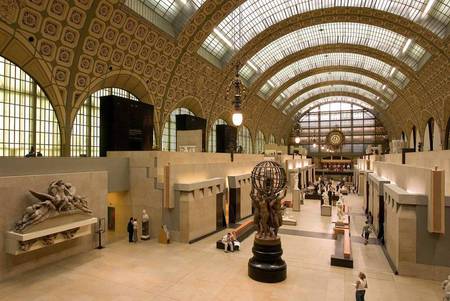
[326,129,345,149]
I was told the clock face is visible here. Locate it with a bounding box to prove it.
[326,130,345,148]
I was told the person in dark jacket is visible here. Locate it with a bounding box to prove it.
[127,217,134,243]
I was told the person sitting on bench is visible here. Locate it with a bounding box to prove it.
[222,232,234,253]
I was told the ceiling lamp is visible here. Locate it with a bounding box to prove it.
[312,129,317,148]
[227,62,245,126]
[292,115,302,144]
[225,5,245,127]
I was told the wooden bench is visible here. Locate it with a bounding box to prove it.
[216,220,255,250]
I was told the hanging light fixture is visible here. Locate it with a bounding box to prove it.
[292,115,301,144]
[312,129,317,148]
[225,6,245,127]
[227,63,245,126]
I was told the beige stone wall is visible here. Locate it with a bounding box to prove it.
[240,178,253,219]
[0,171,107,281]
[374,162,433,197]
[179,185,221,242]
[384,193,400,269]
[383,151,450,195]
[372,184,380,233]
[108,151,263,242]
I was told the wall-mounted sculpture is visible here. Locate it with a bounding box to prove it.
[248,161,287,283]
[15,180,92,232]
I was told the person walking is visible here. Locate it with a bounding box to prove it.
[362,221,372,245]
[127,217,134,243]
[132,218,138,243]
[354,272,368,301]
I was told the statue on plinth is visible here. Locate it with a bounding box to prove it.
[336,199,345,223]
[248,161,287,283]
[141,209,150,240]
[322,190,329,206]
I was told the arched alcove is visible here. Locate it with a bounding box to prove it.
[161,107,195,152]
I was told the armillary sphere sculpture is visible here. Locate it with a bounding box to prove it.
[248,161,288,283]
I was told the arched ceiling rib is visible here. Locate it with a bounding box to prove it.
[259,52,409,96]
[295,97,375,117]
[272,71,396,108]
[286,93,386,118]
[282,85,389,115]
[241,22,427,78]
[284,94,396,135]
[201,0,449,59]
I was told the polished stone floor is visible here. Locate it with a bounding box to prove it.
[0,194,442,300]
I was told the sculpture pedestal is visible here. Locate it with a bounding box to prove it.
[141,221,150,240]
[292,189,301,211]
[248,237,286,283]
[321,205,332,216]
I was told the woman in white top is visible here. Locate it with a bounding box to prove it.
[355,272,368,301]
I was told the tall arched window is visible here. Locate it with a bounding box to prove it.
[424,118,434,151]
[410,126,420,151]
[0,56,60,156]
[208,118,227,152]
[71,88,138,157]
[281,138,285,145]
[237,125,252,154]
[269,134,276,144]
[256,131,265,154]
[297,101,387,154]
[162,107,194,151]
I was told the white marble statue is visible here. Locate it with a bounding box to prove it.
[322,190,329,205]
[443,275,450,301]
[336,199,345,222]
[141,209,150,240]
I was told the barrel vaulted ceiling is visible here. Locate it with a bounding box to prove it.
[0,0,449,154]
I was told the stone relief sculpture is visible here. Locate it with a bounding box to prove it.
[15,180,92,232]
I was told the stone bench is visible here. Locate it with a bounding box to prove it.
[216,220,255,250]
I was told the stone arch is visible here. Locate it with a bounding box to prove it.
[278,81,391,112]
[445,116,450,150]
[0,29,65,147]
[286,92,394,131]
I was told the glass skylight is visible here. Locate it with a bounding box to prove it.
[272,71,396,108]
[201,0,449,60]
[124,0,205,32]
[282,85,388,114]
[245,23,427,76]
[295,97,375,117]
[264,53,409,96]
